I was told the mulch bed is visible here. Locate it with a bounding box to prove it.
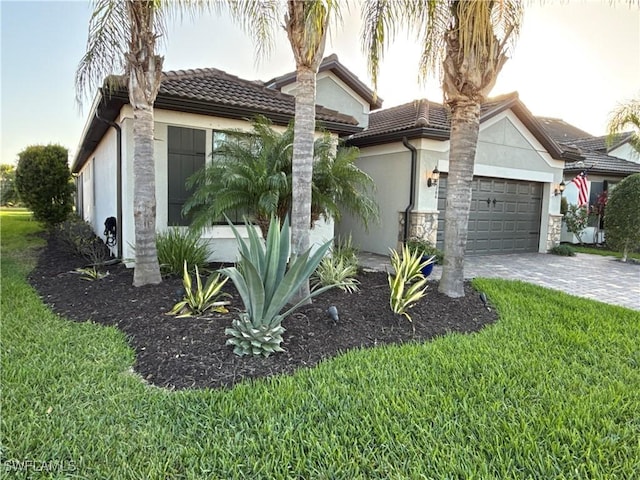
[28,232,497,390]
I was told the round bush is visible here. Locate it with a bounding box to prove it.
[15,144,74,225]
[605,173,640,260]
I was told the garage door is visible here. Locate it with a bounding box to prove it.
[436,176,542,255]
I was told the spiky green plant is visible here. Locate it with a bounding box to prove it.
[156,228,209,276]
[220,216,333,357]
[388,245,432,322]
[167,262,229,318]
[76,266,109,281]
[332,234,360,269]
[313,255,360,293]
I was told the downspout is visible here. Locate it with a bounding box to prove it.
[95,113,123,259]
[402,137,417,243]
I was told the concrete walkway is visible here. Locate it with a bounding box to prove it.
[359,251,640,311]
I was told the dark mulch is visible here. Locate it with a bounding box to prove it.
[28,232,497,390]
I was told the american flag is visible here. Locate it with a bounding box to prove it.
[572,172,589,207]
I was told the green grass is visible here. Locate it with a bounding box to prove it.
[573,244,640,261]
[2,210,640,479]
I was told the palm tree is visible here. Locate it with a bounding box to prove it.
[76,0,167,286]
[607,97,640,155]
[224,0,339,302]
[184,117,293,237]
[311,137,379,229]
[362,0,523,298]
[184,117,378,238]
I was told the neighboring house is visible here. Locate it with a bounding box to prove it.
[72,61,368,262]
[337,92,582,256]
[538,118,640,244]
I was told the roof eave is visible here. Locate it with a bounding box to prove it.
[346,127,450,148]
[72,90,128,173]
[73,90,362,172]
[154,95,360,134]
[267,57,383,111]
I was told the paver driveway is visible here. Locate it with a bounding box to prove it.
[359,252,640,311]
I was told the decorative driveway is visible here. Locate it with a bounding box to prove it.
[359,252,640,311]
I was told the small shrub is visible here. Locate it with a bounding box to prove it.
[156,228,209,276]
[332,235,360,269]
[15,144,74,226]
[549,244,576,257]
[220,216,333,357]
[56,215,110,265]
[605,173,640,262]
[405,237,444,265]
[388,245,431,322]
[560,196,568,216]
[313,255,360,293]
[167,262,229,318]
[564,204,590,244]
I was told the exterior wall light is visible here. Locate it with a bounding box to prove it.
[427,167,440,187]
[554,180,566,196]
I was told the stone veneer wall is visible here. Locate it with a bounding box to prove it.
[397,211,439,248]
[547,214,563,251]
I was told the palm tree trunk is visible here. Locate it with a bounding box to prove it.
[291,66,317,302]
[132,100,161,287]
[438,100,481,298]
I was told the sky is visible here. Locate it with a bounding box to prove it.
[1,0,639,166]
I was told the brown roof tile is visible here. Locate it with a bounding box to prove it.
[350,92,520,140]
[564,151,640,176]
[160,67,359,125]
[536,117,593,143]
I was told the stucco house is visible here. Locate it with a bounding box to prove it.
[72,58,373,262]
[75,54,605,262]
[337,92,583,256]
[538,118,640,244]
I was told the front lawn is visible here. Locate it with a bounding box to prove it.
[2,211,639,479]
[573,244,640,261]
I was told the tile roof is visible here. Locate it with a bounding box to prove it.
[564,151,640,176]
[349,99,449,140]
[537,118,638,175]
[160,67,359,126]
[566,133,634,153]
[350,92,520,140]
[536,117,593,143]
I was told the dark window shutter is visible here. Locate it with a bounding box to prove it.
[167,126,206,226]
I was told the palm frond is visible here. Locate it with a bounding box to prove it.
[223,0,281,60]
[606,98,640,154]
[75,0,129,106]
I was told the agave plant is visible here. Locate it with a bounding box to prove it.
[220,216,333,357]
[167,261,229,318]
[388,245,433,322]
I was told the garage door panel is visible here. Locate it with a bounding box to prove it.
[437,175,542,255]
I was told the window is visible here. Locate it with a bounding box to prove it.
[167,126,206,226]
[210,130,253,224]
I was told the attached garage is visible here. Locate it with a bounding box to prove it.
[340,93,573,257]
[436,176,543,255]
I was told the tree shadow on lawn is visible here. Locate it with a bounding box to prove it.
[28,232,497,390]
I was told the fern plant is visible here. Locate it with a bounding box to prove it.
[167,262,229,318]
[388,245,432,322]
[220,216,333,357]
